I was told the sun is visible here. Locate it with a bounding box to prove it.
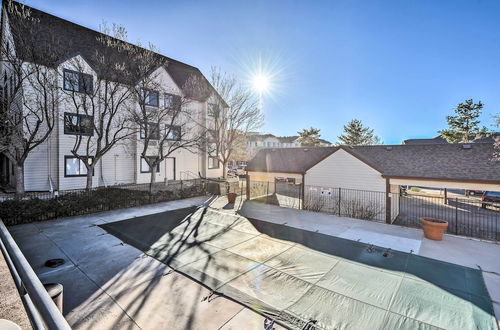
[252,74,270,94]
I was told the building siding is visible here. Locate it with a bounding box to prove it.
[305,149,386,192]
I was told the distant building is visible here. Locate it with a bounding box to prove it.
[246,133,332,154]
[402,133,499,145]
[402,136,448,145]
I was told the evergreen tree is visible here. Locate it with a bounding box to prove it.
[297,127,322,146]
[337,119,381,145]
[439,99,484,143]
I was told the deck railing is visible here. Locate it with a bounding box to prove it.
[0,220,71,330]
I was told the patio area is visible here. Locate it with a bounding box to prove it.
[6,195,500,329]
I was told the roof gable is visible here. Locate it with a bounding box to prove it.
[4,1,224,104]
[246,147,338,173]
[247,144,500,183]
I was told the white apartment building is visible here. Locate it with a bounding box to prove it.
[0,1,223,191]
[245,133,331,156]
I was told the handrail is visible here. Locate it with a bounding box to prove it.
[0,220,72,330]
[179,170,199,180]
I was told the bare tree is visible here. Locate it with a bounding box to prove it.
[130,46,208,194]
[61,24,137,190]
[205,67,263,177]
[0,2,61,194]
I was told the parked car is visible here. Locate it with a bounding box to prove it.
[236,165,247,176]
[481,191,500,209]
[467,190,484,196]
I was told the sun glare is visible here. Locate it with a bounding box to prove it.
[252,74,270,93]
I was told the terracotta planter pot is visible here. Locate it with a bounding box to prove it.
[420,217,448,241]
[227,193,237,203]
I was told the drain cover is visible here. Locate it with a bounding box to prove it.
[44,258,65,268]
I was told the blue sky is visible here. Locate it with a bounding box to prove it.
[25,0,500,144]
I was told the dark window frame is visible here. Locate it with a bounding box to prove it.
[64,156,94,177]
[208,156,219,169]
[140,156,160,173]
[140,122,160,140]
[63,69,93,94]
[165,125,181,141]
[141,88,159,107]
[207,103,218,117]
[64,112,94,136]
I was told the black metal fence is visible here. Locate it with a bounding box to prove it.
[0,179,207,226]
[395,194,499,241]
[248,180,500,241]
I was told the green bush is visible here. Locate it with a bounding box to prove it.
[0,185,206,226]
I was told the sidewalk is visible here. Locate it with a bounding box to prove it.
[0,251,31,329]
[8,196,286,330]
[6,195,499,329]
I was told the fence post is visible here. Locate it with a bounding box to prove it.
[246,175,250,200]
[338,188,341,216]
[266,181,269,204]
[455,198,458,234]
[385,179,391,224]
[300,177,305,210]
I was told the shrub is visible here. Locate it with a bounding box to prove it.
[0,184,206,226]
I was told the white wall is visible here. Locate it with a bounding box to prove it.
[305,148,386,192]
[17,51,222,190]
[305,149,391,222]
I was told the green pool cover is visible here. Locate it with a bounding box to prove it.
[100,206,497,330]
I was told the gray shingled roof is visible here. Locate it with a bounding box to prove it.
[5,1,224,104]
[246,147,338,173]
[247,144,500,183]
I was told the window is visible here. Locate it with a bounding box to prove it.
[208,129,218,142]
[63,69,93,94]
[140,157,160,173]
[140,122,160,140]
[65,156,94,177]
[64,113,93,135]
[165,125,181,141]
[208,156,219,169]
[207,103,218,117]
[141,89,159,107]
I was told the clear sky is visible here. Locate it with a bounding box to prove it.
[24,0,500,144]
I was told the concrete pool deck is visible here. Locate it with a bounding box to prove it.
[7,195,500,329]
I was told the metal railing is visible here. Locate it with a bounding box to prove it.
[0,180,208,226]
[0,220,71,330]
[248,180,500,241]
